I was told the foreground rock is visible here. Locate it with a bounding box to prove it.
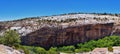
[0,45,24,54]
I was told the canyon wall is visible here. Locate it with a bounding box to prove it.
[21,23,114,49]
[0,14,119,49]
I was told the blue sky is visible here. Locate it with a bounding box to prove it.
[0,0,120,21]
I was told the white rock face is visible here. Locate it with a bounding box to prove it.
[10,27,21,30]
[0,45,24,54]
[18,27,32,36]
[41,14,119,21]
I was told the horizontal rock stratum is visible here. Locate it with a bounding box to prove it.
[0,13,120,48]
[21,23,114,49]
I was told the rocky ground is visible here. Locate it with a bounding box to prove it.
[0,45,24,54]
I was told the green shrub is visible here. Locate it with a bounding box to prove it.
[47,50,57,54]
[75,48,91,53]
[3,30,21,46]
[21,46,30,54]
[58,46,75,53]
[75,49,81,53]
[47,47,57,54]
[108,46,113,52]
[33,47,47,54]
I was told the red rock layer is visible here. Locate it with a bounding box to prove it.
[21,23,114,49]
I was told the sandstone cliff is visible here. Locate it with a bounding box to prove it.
[21,23,114,49]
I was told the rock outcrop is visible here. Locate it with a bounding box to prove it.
[0,45,24,54]
[21,23,114,49]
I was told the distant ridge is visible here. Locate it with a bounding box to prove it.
[1,12,120,22]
